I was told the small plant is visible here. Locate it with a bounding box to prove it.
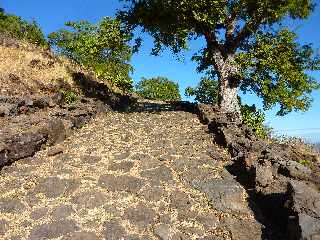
[61,90,78,104]
[298,159,312,168]
[135,76,181,101]
[241,104,272,139]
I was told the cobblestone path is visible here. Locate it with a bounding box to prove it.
[0,109,262,239]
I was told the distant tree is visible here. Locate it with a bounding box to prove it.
[135,76,181,101]
[48,17,135,91]
[119,0,320,117]
[0,8,47,47]
[185,77,219,104]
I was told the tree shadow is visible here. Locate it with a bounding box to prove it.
[225,161,292,240]
[129,100,199,113]
[70,71,133,111]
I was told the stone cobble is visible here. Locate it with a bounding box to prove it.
[0,109,262,239]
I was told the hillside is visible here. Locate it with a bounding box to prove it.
[0,33,125,99]
[0,37,320,240]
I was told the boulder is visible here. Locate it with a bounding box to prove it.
[0,118,66,168]
[287,181,320,240]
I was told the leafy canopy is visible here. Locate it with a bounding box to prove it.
[0,8,47,47]
[237,29,320,115]
[185,77,219,104]
[135,76,181,101]
[119,0,320,115]
[48,17,135,91]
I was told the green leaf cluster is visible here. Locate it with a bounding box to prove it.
[0,8,47,47]
[48,17,134,91]
[60,90,78,104]
[185,77,219,104]
[135,77,181,101]
[237,29,320,115]
[240,104,271,139]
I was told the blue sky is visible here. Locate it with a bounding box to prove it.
[1,0,320,140]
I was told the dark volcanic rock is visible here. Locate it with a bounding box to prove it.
[124,204,156,229]
[1,131,47,166]
[192,178,250,214]
[31,207,49,220]
[28,220,79,240]
[0,219,7,235]
[33,177,79,198]
[98,174,144,193]
[286,181,320,240]
[103,220,126,240]
[196,103,320,239]
[71,191,106,209]
[62,232,99,240]
[42,118,66,145]
[222,218,263,240]
[153,224,171,240]
[109,161,134,172]
[0,118,66,168]
[51,205,75,220]
[0,198,25,214]
[141,165,173,185]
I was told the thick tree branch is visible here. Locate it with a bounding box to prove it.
[203,28,225,56]
[202,29,225,72]
[229,15,266,52]
[225,8,238,44]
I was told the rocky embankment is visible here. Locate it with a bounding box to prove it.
[196,104,320,240]
[0,92,132,169]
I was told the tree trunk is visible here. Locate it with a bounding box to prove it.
[219,76,241,115]
[218,58,241,118]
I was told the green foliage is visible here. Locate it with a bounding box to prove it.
[298,159,312,168]
[61,90,78,104]
[48,17,134,91]
[119,0,319,114]
[0,8,47,47]
[185,77,219,104]
[241,104,271,139]
[237,29,320,115]
[135,77,181,101]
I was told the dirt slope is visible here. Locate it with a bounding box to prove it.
[0,33,120,97]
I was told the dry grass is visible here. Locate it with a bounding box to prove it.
[0,36,120,97]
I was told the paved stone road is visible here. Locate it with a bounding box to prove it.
[0,108,262,239]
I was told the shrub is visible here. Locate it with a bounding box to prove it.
[0,8,47,47]
[241,104,271,139]
[298,159,312,168]
[61,90,78,104]
[48,17,135,92]
[135,77,181,101]
[185,77,219,104]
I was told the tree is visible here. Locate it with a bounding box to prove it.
[135,76,181,101]
[48,17,135,91]
[186,76,271,138]
[118,0,320,116]
[0,8,47,47]
[185,77,219,104]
